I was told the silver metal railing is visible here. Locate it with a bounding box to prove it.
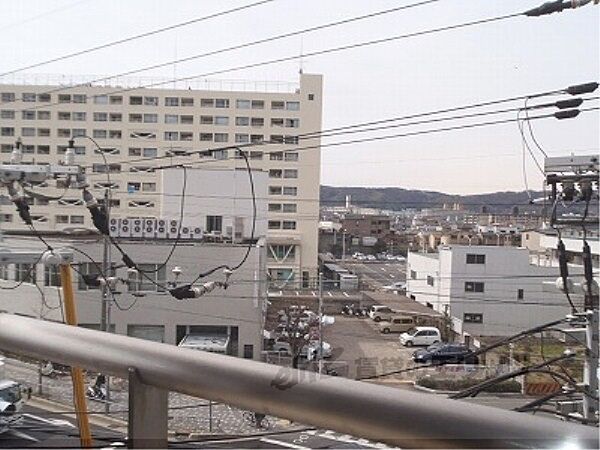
[0,314,597,449]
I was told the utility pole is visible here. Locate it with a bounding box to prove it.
[583,309,599,420]
[318,271,323,375]
[100,188,112,414]
[341,230,346,261]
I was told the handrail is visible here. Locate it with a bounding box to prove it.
[0,314,596,448]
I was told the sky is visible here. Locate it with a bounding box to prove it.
[0,0,598,195]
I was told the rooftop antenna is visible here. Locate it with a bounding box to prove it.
[299,36,304,74]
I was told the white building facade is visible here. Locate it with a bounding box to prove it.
[406,245,585,338]
[0,73,322,284]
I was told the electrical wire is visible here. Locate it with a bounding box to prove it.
[17,10,526,113]
[524,97,549,158]
[2,0,440,104]
[0,0,276,78]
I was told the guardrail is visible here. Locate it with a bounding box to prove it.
[0,314,597,449]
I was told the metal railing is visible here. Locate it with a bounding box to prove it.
[0,314,597,449]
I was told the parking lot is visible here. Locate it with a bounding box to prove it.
[322,315,416,381]
[339,260,407,290]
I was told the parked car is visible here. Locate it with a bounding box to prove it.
[399,326,441,347]
[412,343,479,365]
[368,305,395,322]
[379,316,415,334]
[365,255,376,261]
[271,340,332,359]
[382,282,406,292]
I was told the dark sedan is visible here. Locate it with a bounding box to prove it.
[412,343,479,365]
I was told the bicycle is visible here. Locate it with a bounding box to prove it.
[242,411,271,429]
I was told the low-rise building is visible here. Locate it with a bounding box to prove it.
[406,245,585,340]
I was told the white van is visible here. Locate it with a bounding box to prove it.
[379,316,415,334]
[399,327,441,347]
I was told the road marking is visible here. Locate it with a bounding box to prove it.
[260,437,309,449]
[327,292,333,297]
[343,292,349,297]
[7,429,39,442]
[23,413,77,428]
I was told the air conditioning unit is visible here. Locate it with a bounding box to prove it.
[179,226,192,239]
[167,219,180,239]
[191,226,203,240]
[143,218,157,238]
[131,218,143,238]
[119,218,131,238]
[157,218,167,228]
[156,222,168,239]
[109,218,120,238]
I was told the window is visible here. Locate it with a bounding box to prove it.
[34,93,48,102]
[94,95,108,104]
[410,270,417,280]
[271,118,284,127]
[164,131,179,141]
[93,163,121,173]
[109,95,122,105]
[200,98,214,107]
[21,127,35,137]
[37,145,50,154]
[1,92,16,102]
[15,264,36,283]
[128,264,165,292]
[0,214,12,223]
[285,118,300,128]
[129,147,141,156]
[142,182,156,192]
[143,148,157,157]
[215,98,229,108]
[215,116,229,126]
[251,100,264,109]
[22,93,36,102]
[109,130,122,139]
[144,96,158,106]
[283,169,298,178]
[0,144,11,153]
[214,133,228,143]
[235,134,249,143]
[181,97,194,107]
[250,135,264,144]
[22,144,34,153]
[268,220,281,229]
[284,152,299,161]
[143,113,158,123]
[284,135,298,145]
[206,215,223,233]
[464,282,485,293]
[270,152,283,161]
[180,115,193,124]
[213,150,228,160]
[57,128,71,138]
[93,129,107,139]
[73,94,87,104]
[464,313,483,324]
[93,112,108,122]
[286,101,300,111]
[269,169,282,178]
[72,128,86,137]
[235,116,249,126]
[243,344,254,359]
[282,203,296,213]
[268,203,282,212]
[109,113,122,122]
[0,110,14,119]
[165,114,178,124]
[251,117,264,127]
[73,112,86,121]
[200,133,213,141]
[37,110,50,120]
[427,275,435,286]
[517,289,524,300]
[466,254,486,264]
[282,221,296,230]
[271,100,284,110]
[37,128,51,137]
[58,111,71,120]
[308,93,315,101]
[70,215,84,224]
[165,97,179,107]
[1,127,14,137]
[22,111,35,120]
[129,113,142,123]
[236,99,251,109]
[283,186,297,196]
[129,96,143,105]
[269,186,282,195]
[127,182,141,192]
[180,132,193,141]
[200,115,213,125]
[249,150,263,159]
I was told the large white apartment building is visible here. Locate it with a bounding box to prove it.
[0,73,322,284]
[406,245,586,339]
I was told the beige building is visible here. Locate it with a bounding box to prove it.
[0,73,322,284]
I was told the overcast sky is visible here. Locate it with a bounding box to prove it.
[0,0,598,194]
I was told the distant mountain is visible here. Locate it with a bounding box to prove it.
[320,186,545,213]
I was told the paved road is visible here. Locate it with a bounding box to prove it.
[0,405,125,448]
[340,261,406,290]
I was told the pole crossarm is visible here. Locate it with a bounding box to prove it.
[0,314,596,448]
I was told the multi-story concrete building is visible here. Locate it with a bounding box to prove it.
[406,245,586,340]
[0,235,266,360]
[0,73,322,284]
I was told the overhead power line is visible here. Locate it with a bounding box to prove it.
[1,0,440,104]
[18,9,526,113]
[0,0,276,78]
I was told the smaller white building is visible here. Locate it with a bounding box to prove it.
[406,245,586,339]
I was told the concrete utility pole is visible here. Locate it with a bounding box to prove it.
[318,271,323,375]
[100,188,112,414]
[583,309,599,420]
